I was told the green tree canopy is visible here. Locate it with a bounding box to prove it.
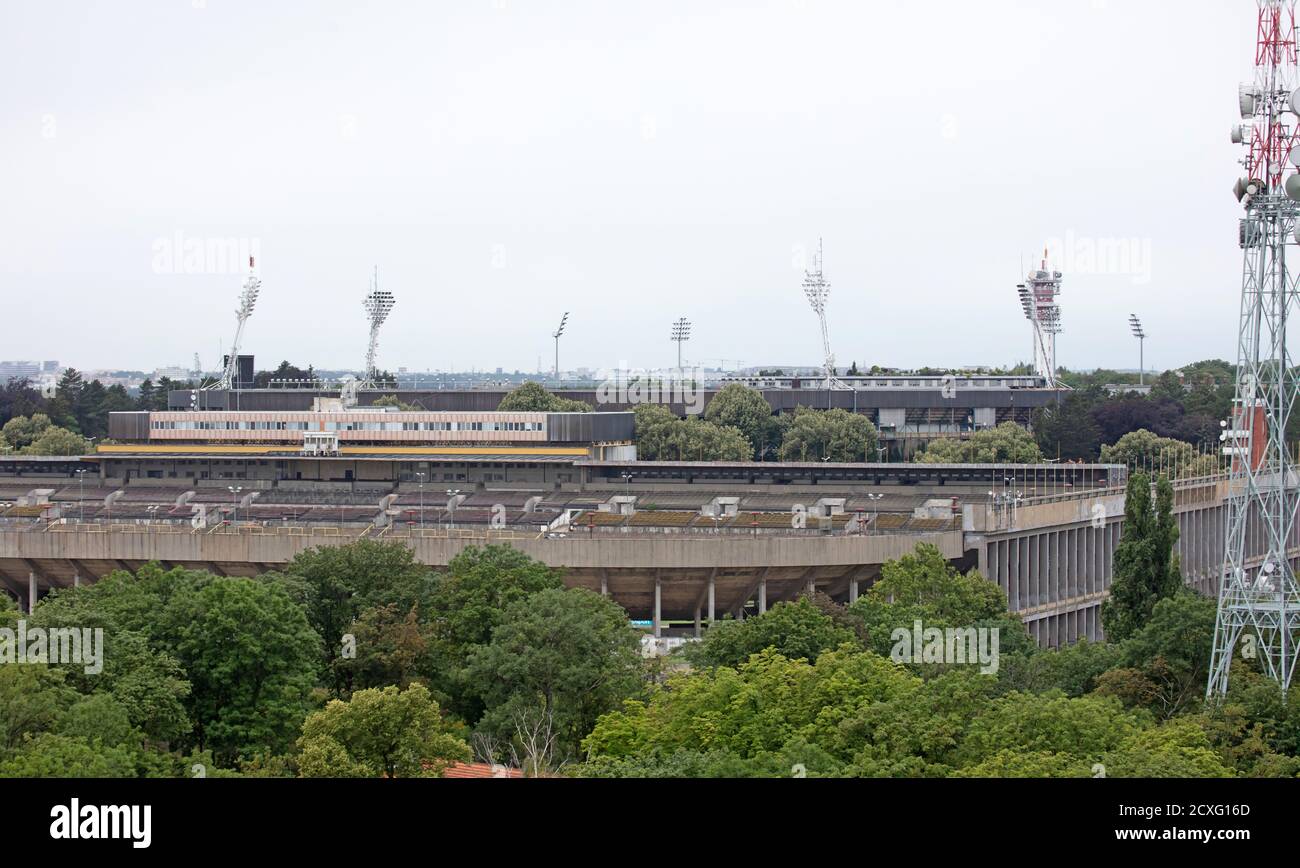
[917,422,1043,464]
[777,407,879,463]
[1101,472,1182,643]
[497,381,591,413]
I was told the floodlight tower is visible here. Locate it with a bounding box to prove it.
[671,317,691,370]
[1208,0,1300,699]
[1128,315,1147,386]
[360,267,396,390]
[802,238,845,390]
[1015,251,1063,388]
[552,312,570,383]
[212,257,261,391]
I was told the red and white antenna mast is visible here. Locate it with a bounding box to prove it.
[1210,0,1300,699]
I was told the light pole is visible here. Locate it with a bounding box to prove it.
[1129,314,1147,387]
[671,317,691,372]
[621,472,634,498]
[228,485,242,525]
[447,489,461,530]
[75,468,87,523]
[552,312,569,385]
[416,472,426,531]
[865,493,883,533]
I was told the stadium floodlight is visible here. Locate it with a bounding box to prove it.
[671,317,691,370]
[212,257,262,391]
[1128,314,1146,386]
[360,267,396,390]
[802,238,846,394]
[552,312,570,383]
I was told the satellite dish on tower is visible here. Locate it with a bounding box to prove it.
[1240,85,1258,119]
[1285,174,1300,202]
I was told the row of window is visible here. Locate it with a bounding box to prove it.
[152,421,545,433]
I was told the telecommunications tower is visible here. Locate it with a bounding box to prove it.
[211,256,262,391]
[1016,251,1063,388]
[360,267,396,390]
[1208,0,1300,698]
[802,239,846,390]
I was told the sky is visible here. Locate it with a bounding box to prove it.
[0,0,1260,375]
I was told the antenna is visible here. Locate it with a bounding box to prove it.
[1209,0,1300,701]
[671,317,691,371]
[211,256,261,391]
[1017,249,1064,388]
[552,312,570,383]
[1128,314,1146,386]
[802,238,846,391]
[360,266,396,390]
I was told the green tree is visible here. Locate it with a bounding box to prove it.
[688,597,861,669]
[1033,393,1104,461]
[918,422,1043,464]
[164,578,320,763]
[469,587,643,762]
[1101,473,1182,643]
[497,381,591,413]
[1,414,53,450]
[24,426,91,456]
[1100,429,1221,479]
[704,384,774,460]
[297,683,470,778]
[777,407,879,463]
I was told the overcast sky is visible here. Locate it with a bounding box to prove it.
[0,0,1257,375]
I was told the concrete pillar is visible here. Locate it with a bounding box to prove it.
[28,573,37,615]
[758,578,767,614]
[73,572,81,588]
[600,570,608,597]
[653,575,662,639]
[694,606,701,638]
[806,575,816,598]
[848,575,859,604]
[707,574,715,623]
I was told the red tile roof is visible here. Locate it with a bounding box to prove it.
[442,762,524,779]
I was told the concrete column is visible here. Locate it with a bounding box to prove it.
[806,575,816,598]
[758,578,767,614]
[653,575,662,639]
[694,606,701,638]
[73,572,81,588]
[848,575,859,604]
[600,570,608,597]
[28,573,37,615]
[707,574,716,623]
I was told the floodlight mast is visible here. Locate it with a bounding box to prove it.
[360,267,396,390]
[212,256,261,391]
[671,317,691,370]
[1208,0,1300,700]
[802,238,846,390]
[1016,249,1063,389]
[552,312,569,384]
[1128,314,1147,386]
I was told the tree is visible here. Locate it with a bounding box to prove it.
[469,588,643,761]
[688,597,861,669]
[1,414,52,450]
[777,407,879,463]
[1101,473,1182,643]
[497,381,591,413]
[1100,429,1220,479]
[25,426,91,456]
[164,578,320,763]
[1095,592,1216,719]
[704,384,774,460]
[297,683,470,778]
[425,545,565,721]
[333,603,429,695]
[917,422,1042,464]
[272,540,437,692]
[1033,393,1104,461]
[633,404,751,462]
